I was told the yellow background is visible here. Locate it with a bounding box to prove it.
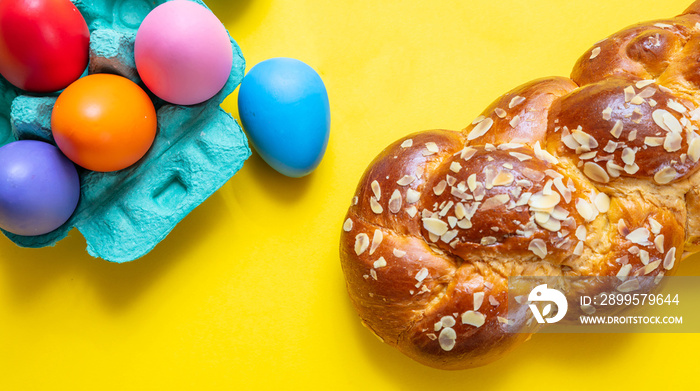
[1,0,699,389]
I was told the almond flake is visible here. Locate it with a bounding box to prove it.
[371,180,381,200]
[644,260,662,275]
[462,175,475,193]
[590,47,601,59]
[388,190,402,213]
[604,140,618,153]
[602,107,613,120]
[636,80,655,89]
[454,202,467,220]
[638,86,657,98]
[406,189,420,203]
[472,115,486,125]
[624,164,640,174]
[509,115,521,128]
[495,108,507,118]
[445,175,457,186]
[654,166,678,184]
[573,241,584,255]
[639,249,650,265]
[373,257,387,269]
[369,229,383,255]
[450,162,462,173]
[626,228,650,245]
[343,218,353,232]
[617,264,632,279]
[439,201,454,217]
[528,191,561,210]
[652,109,676,133]
[401,139,413,148]
[528,238,547,259]
[539,217,561,232]
[689,137,700,162]
[425,142,439,154]
[458,218,472,229]
[575,226,587,241]
[562,134,581,150]
[461,147,478,160]
[645,137,664,147]
[664,132,682,152]
[618,219,630,236]
[423,218,448,236]
[406,206,418,217]
[652,235,664,253]
[630,94,645,105]
[468,118,494,140]
[664,247,676,270]
[648,218,662,235]
[481,236,497,245]
[610,120,624,138]
[621,148,636,165]
[594,193,611,213]
[462,311,486,327]
[509,95,526,109]
[415,267,429,282]
[624,86,636,102]
[433,180,447,196]
[545,169,564,179]
[441,230,458,243]
[393,249,406,258]
[535,212,550,225]
[354,233,370,255]
[576,198,597,222]
[659,85,673,94]
[397,175,416,186]
[440,316,456,328]
[580,151,597,160]
[509,152,532,162]
[617,279,640,293]
[473,292,485,311]
[584,162,610,183]
[654,23,673,28]
[447,216,458,228]
[492,172,515,187]
[370,197,383,214]
[438,328,457,351]
[628,130,638,141]
[667,100,687,113]
[572,128,599,149]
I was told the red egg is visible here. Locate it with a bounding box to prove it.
[0,0,90,93]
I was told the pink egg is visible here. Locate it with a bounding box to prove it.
[134,0,233,105]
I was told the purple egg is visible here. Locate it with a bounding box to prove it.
[0,140,80,236]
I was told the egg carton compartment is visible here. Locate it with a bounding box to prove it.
[0,0,250,263]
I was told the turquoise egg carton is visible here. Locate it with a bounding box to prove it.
[0,0,250,263]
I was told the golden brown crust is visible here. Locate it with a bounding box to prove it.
[340,2,699,370]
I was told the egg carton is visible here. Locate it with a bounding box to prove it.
[0,0,250,263]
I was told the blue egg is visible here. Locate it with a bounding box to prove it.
[238,58,330,178]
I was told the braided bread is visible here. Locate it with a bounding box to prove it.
[340,2,700,369]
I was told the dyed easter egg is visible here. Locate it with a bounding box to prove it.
[134,0,233,105]
[0,0,89,92]
[51,74,157,172]
[238,58,330,178]
[0,140,80,236]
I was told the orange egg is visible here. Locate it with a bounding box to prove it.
[51,74,157,172]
